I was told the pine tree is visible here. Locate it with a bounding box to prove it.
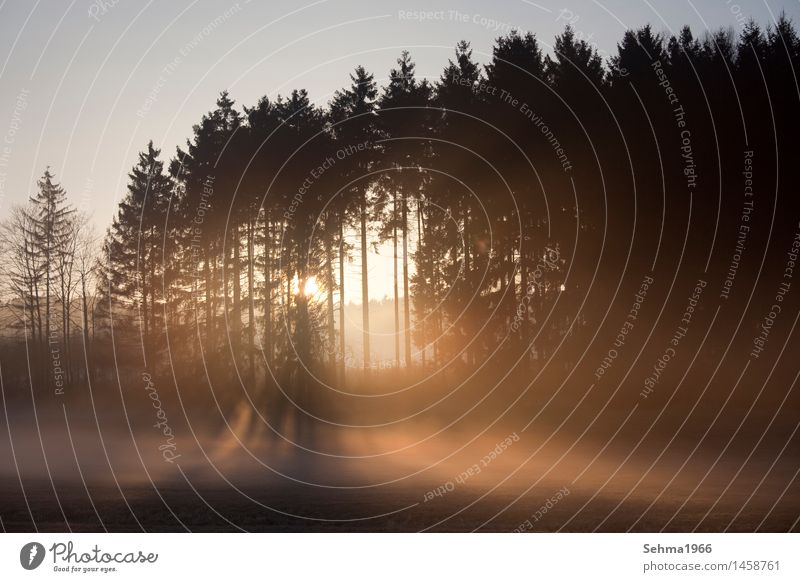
[99,142,172,366]
[30,168,74,384]
[329,66,380,375]
[379,51,433,368]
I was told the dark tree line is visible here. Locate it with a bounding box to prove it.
[2,19,798,420]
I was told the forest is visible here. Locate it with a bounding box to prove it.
[1,17,799,448]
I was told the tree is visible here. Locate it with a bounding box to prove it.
[53,210,82,384]
[546,25,605,94]
[485,31,549,356]
[329,66,380,375]
[0,204,45,351]
[378,51,433,368]
[30,169,74,369]
[99,142,173,366]
[73,215,99,382]
[432,41,487,366]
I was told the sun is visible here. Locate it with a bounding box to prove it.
[291,275,321,297]
[302,276,319,297]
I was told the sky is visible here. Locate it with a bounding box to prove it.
[0,0,798,302]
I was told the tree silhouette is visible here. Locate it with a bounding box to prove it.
[329,66,380,375]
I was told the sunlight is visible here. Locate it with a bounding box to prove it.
[303,276,319,297]
[293,275,321,298]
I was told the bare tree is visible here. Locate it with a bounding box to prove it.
[0,205,45,346]
[73,213,99,383]
[54,211,83,384]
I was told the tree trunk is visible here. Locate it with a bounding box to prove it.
[204,245,213,351]
[463,207,474,367]
[263,214,272,366]
[338,220,346,386]
[233,222,242,355]
[45,249,50,346]
[284,226,292,339]
[402,191,411,368]
[519,235,529,364]
[360,195,371,375]
[45,246,51,387]
[141,254,149,366]
[325,226,336,368]
[417,197,426,368]
[247,218,255,387]
[148,233,156,369]
[81,273,91,382]
[28,285,37,347]
[393,191,400,368]
[61,275,68,384]
[32,270,42,356]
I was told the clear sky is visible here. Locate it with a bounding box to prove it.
[0,0,798,301]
